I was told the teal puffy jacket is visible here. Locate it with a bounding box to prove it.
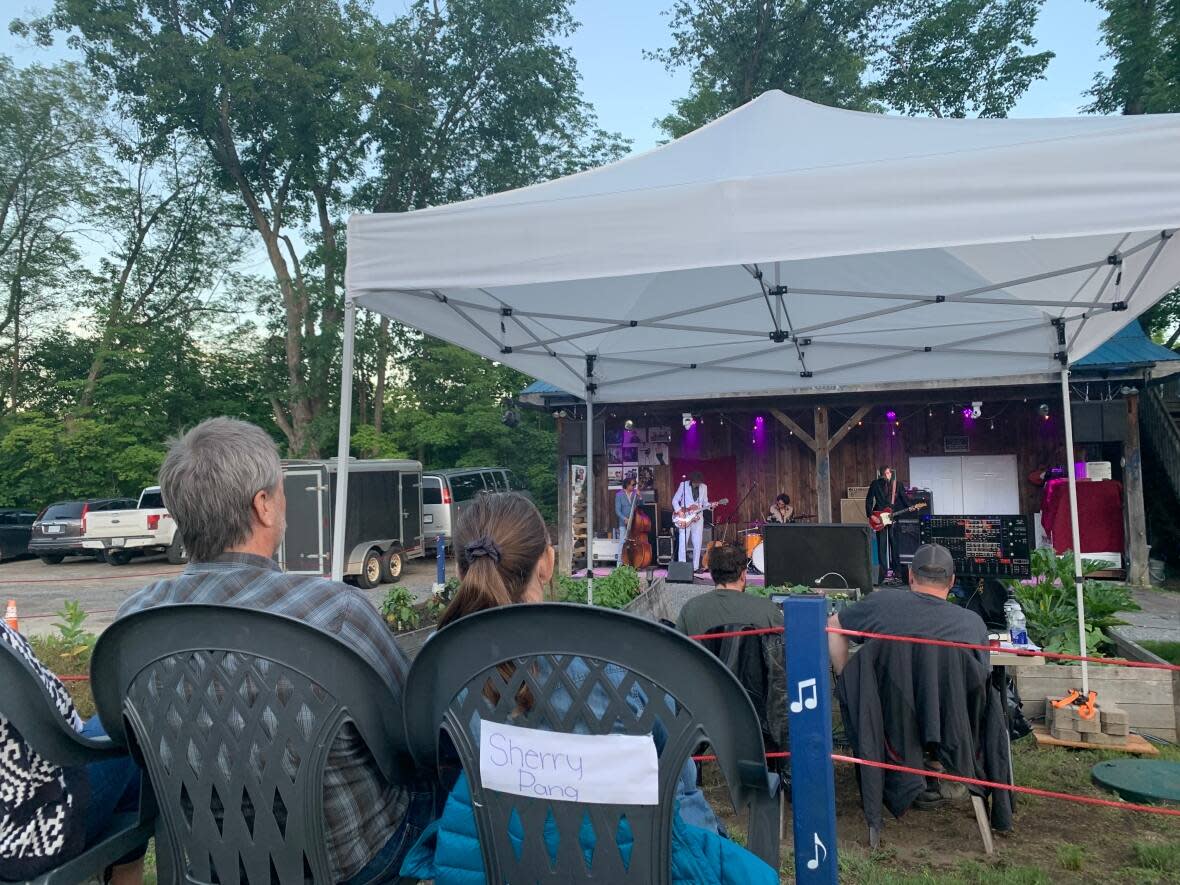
[399,772,779,884]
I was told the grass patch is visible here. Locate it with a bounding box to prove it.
[28,634,96,718]
[1056,843,1085,872]
[1131,840,1180,873]
[1139,640,1180,666]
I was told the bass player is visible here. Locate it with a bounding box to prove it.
[672,471,709,573]
[866,466,909,586]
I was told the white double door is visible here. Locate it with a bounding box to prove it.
[908,454,1020,515]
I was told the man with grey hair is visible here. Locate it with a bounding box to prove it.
[117,417,432,884]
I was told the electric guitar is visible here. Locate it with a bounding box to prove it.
[673,498,729,530]
[868,501,928,532]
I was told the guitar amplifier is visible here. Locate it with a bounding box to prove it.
[895,519,923,570]
[906,487,934,514]
[656,535,673,564]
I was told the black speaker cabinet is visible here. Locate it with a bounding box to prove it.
[656,535,673,564]
[666,561,696,583]
[895,519,923,565]
[762,523,874,594]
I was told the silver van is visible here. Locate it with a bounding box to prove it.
[421,468,530,547]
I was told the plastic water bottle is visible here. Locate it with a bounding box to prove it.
[1004,594,1029,648]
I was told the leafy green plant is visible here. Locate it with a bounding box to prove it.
[753,584,815,598]
[425,577,461,622]
[1002,548,1140,657]
[559,567,641,610]
[51,600,95,661]
[379,586,420,632]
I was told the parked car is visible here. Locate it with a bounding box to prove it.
[81,486,186,566]
[279,458,425,589]
[0,508,37,561]
[421,467,532,547]
[30,498,137,564]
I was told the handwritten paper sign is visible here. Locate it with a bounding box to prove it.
[478,719,659,805]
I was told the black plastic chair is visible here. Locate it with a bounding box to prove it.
[404,603,780,884]
[91,604,414,885]
[0,638,154,885]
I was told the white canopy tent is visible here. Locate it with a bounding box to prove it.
[341,91,1180,689]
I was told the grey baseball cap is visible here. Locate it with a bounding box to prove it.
[910,543,955,582]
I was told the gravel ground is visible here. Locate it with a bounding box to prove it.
[1,551,445,638]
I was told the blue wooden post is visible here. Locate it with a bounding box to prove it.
[436,534,446,584]
[784,595,839,883]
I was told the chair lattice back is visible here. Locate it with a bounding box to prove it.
[405,603,779,884]
[92,605,408,885]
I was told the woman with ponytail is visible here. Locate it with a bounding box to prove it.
[402,492,776,885]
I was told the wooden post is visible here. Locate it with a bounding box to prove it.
[816,406,832,524]
[771,405,866,525]
[557,447,573,579]
[1124,393,1148,587]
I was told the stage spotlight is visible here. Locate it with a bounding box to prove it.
[682,412,695,430]
[885,409,897,422]
[624,418,634,430]
[1038,403,1051,419]
[970,401,983,419]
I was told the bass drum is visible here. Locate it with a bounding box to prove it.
[749,542,765,575]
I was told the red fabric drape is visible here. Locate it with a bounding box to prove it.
[1041,478,1124,554]
[670,456,739,532]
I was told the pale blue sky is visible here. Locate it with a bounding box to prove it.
[5,0,1111,155]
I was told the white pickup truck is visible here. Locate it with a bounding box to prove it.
[81,486,187,566]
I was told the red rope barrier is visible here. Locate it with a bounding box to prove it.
[57,674,89,682]
[0,570,178,587]
[686,624,1180,672]
[829,627,1180,672]
[691,749,1180,818]
[831,754,1180,818]
[687,626,783,641]
[21,608,120,621]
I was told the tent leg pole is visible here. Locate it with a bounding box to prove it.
[585,387,595,605]
[331,300,357,583]
[1060,367,1088,694]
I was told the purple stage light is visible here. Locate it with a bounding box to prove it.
[885,410,897,422]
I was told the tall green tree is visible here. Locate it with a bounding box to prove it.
[651,0,1053,137]
[1087,0,1180,116]
[0,58,103,409]
[358,0,628,437]
[1087,0,1180,345]
[16,0,392,455]
[79,132,246,410]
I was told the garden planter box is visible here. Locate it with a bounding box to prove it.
[1017,663,1177,743]
[398,625,435,660]
[624,577,709,623]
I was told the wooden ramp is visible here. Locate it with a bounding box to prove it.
[1030,725,1159,756]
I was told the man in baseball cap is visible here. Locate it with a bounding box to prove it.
[827,543,988,676]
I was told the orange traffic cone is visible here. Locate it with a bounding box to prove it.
[4,599,17,632]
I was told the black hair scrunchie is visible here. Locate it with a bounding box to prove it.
[464,537,502,564]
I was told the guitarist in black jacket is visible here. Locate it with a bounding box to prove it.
[866,466,909,585]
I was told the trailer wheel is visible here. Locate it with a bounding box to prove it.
[380,550,403,583]
[166,534,188,565]
[356,548,383,589]
[105,549,134,566]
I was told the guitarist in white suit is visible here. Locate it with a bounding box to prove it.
[672,471,709,573]
[866,465,909,586]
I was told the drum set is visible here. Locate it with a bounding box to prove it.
[740,527,765,574]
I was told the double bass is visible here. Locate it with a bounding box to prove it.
[620,494,652,568]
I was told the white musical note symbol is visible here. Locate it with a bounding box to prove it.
[807,833,827,871]
[790,677,819,714]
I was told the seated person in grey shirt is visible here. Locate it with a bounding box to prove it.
[117,417,433,884]
[827,542,989,675]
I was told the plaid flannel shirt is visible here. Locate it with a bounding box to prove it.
[118,553,411,881]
